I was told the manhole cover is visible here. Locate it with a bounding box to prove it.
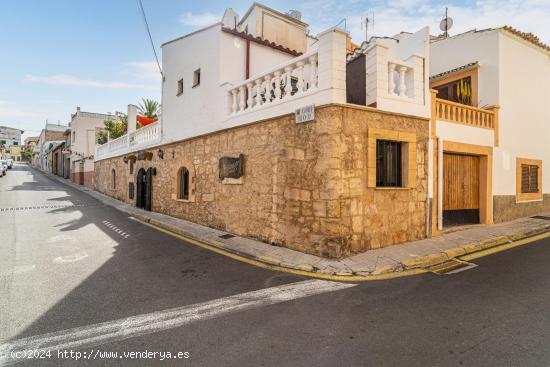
[219,233,235,239]
[531,215,550,220]
[427,259,477,275]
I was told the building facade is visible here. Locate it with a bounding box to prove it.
[429,26,550,229]
[93,4,550,258]
[94,3,433,258]
[69,107,117,188]
[36,124,68,170]
[0,125,24,161]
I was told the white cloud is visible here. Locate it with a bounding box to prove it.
[179,12,219,27]
[124,61,162,81]
[0,108,42,119]
[24,74,148,89]
[301,0,550,45]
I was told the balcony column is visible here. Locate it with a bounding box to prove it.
[388,63,396,95]
[398,66,408,97]
[238,86,246,112]
[246,83,253,109]
[284,66,293,98]
[264,75,273,103]
[296,61,305,93]
[273,71,282,100]
[308,55,318,88]
[254,79,263,107]
[127,104,137,134]
[231,89,238,114]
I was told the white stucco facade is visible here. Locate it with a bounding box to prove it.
[431,28,550,199]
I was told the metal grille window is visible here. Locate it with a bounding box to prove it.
[521,164,539,193]
[376,140,402,187]
[128,182,135,199]
[179,167,190,200]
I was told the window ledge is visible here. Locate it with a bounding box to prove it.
[374,187,411,191]
[171,193,194,203]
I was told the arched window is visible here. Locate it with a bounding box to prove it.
[178,167,190,200]
[111,169,116,189]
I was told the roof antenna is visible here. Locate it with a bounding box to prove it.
[364,13,374,42]
[335,18,347,31]
[440,7,453,38]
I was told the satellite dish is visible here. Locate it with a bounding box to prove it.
[440,17,453,32]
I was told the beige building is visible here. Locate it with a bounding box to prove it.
[94,4,550,258]
[69,107,117,188]
[0,125,24,161]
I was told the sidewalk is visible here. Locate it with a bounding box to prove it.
[43,168,550,279]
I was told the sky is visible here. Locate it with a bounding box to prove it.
[1,0,549,141]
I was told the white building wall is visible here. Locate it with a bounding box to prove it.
[162,25,305,145]
[493,31,550,196]
[431,29,500,108]
[431,28,550,198]
[70,111,112,173]
[161,24,223,144]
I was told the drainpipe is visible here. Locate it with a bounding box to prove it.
[437,137,443,231]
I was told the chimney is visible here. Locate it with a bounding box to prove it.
[127,104,138,134]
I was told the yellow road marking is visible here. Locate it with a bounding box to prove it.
[129,216,427,281]
[460,231,550,261]
[131,216,550,281]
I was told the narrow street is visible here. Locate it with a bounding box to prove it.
[2,164,550,366]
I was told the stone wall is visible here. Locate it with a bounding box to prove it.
[493,194,550,223]
[95,104,429,258]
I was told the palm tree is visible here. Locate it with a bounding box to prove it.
[138,98,160,119]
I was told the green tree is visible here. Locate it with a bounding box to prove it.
[96,114,129,144]
[138,98,161,119]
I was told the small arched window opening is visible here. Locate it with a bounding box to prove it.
[178,167,190,200]
[111,169,116,189]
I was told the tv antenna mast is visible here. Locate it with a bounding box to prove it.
[361,13,375,42]
[440,7,453,38]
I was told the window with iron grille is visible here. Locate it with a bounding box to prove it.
[376,140,402,187]
[179,167,190,200]
[128,182,135,199]
[521,164,539,193]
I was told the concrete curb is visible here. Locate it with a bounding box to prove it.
[37,166,550,279]
[400,224,550,271]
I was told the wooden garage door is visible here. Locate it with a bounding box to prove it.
[443,153,480,210]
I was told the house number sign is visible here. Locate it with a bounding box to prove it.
[295,104,315,124]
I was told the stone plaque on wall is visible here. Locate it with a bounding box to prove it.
[219,154,244,180]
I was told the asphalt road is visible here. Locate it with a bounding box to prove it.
[1,163,550,367]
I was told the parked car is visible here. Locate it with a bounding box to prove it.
[0,160,7,177]
[6,158,13,169]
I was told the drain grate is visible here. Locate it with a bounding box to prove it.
[531,215,550,220]
[427,259,478,275]
[219,233,235,239]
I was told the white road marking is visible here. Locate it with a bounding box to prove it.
[52,252,88,264]
[101,220,130,239]
[0,280,355,365]
[0,265,36,277]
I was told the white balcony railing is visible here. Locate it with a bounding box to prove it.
[108,134,128,152]
[95,121,161,161]
[228,50,318,116]
[130,121,160,147]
